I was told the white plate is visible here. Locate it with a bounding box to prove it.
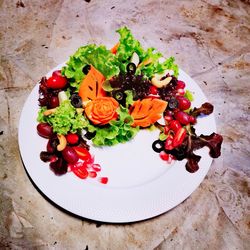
[18,64,216,223]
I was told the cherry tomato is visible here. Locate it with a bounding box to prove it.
[169,120,182,133]
[66,133,79,145]
[47,71,67,89]
[172,127,186,147]
[73,146,91,161]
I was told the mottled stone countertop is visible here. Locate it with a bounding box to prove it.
[0,0,249,249]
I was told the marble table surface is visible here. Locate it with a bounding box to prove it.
[0,0,249,249]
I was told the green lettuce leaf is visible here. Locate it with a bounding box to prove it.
[116,27,179,78]
[37,100,88,135]
[61,44,120,90]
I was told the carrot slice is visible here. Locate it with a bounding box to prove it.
[78,65,106,103]
[130,98,167,127]
[110,42,119,54]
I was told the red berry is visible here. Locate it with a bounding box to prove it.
[176,80,186,89]
[92,164,101,172]
[165,110,174,117]
[177,89,185,95]
[174,111,190,125]
[47,72,67,89]
[89,171,97,178]
[73,167,88,179]
[159,151,170,161]
[52,70,62,77]
[37,123,53,138]
[164,115,173,122]
[176,96,191,110]
[149,85,158,95]
[66,133,79,145]
[99,177,108,184]
[49,96,59,108]
[189,116,197,124]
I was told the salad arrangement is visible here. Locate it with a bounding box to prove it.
[36,27,223,183]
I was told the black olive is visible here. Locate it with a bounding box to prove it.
[70,93,82,108]
[167,97,178,110]
[114,91,124,101]
[126,63,136,75]
[84,131,96,140]
[82,64,91,75]
[152,140,164,153]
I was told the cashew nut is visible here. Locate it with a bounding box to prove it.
[57,134,67,151]
[151,75,172,88]
[43,108,57,116]
[138,58,153,68]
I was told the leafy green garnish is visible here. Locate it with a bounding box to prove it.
[87,106,139,146]
[116,27,179,78]
[61,44,120,90]
[184,89,194,102]
[37,100,88,135]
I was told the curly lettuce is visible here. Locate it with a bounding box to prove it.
[116,26,179,77]
[37,100,88,135]
[61,44,120,90]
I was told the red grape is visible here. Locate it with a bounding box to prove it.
[62,146,79,164]
[174,111,190,125]
[176,96,191,110]
[37,123,53,138]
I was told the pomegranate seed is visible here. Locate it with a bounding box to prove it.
[89,171,97,178]
[99,177,108,184]
[167,154,175,164]
[159,151,170,161]
[92,164,101,172]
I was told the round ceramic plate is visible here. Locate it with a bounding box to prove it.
[18,64,216,223]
